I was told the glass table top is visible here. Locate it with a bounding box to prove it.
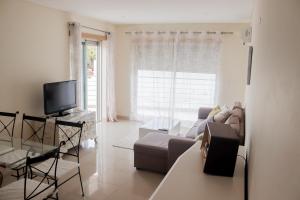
[0,137,58,168]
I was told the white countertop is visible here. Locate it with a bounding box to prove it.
[150,141,245,200]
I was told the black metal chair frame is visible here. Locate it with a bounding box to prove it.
[21,114,47,145]
[53,119,85,196]
[24,145,60,200]
[0,111,19,143]
[12,114,47,179]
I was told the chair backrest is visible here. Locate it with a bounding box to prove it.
[21,114,47,145]
[54,120,85,162]
[0,111,19,142]
[24,144,60,200]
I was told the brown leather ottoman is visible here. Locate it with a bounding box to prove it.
[134,132,176,174]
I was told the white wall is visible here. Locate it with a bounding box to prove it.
[115,23,249,118]
[218,33,249,106]
[0,1,249,127]
[246,0,300,199]
[0,0,69,116]
[0,0,114,135]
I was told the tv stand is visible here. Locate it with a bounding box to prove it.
[52,111,71,117]
[44,110,96,151]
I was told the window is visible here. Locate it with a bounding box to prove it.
[174,72,216,120]
[137,70,216,121]
[131,32,221,123]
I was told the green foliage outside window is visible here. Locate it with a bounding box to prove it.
[87,46,96,78]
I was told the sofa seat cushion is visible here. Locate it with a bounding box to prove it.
[134,132,177,158]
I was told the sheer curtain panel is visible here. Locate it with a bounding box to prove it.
[104,33,118,121]
[69,22,83,109]
[130,32,221,122]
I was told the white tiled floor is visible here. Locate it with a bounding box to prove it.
[59,120,165,200]
[1,120,164,200]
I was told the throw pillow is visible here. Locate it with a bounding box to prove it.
[185,125,201,139]
[207,105,221,118]
[213,105,232,123]
[197,116,214,134]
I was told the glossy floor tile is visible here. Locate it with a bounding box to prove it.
[55,120,164,200]
[0,120,164,200]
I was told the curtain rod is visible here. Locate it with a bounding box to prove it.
[69,23,110,35]
[81,25,111,35]
[124,31,234,35]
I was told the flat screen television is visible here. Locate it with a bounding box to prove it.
[43,80,77,116]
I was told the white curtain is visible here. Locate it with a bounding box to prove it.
[69,22,83,109]
[130,31,221,122]
[104,33,117,121]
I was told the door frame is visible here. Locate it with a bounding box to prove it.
[82,40,102,122]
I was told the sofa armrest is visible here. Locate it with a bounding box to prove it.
[168,138,195,169]
[198,107,213,119]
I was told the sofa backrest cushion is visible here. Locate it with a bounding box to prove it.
[213,105,232,123]
[225,104,245,145]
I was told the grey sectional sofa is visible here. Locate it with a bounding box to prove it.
[134,104,245,174]
[134,107,213,174]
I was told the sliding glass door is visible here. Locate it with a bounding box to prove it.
[137,70,216,122]
[82,40,102,121]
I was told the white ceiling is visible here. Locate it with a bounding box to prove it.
[28,0,253,24]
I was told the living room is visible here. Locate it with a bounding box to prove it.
[0,0,299,200]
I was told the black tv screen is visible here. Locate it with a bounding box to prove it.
[43,80,77,115]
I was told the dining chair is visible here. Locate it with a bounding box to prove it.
[0,111,19,142]
[11,114,47,179]
[0,144,60,200]
[33,120,86,197]
[21,114,48,145]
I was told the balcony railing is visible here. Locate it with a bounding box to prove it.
[87,76,97,112]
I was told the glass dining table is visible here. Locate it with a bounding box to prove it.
[0,137,58,185]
